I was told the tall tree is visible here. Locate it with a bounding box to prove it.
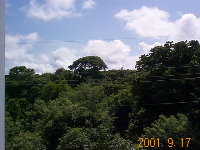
[69,56,107,79]
[136,40,200,70]
[8,66,35,81]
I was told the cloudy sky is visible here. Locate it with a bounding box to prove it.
[6,0,200,74]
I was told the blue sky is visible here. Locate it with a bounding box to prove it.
[5,0,200,74]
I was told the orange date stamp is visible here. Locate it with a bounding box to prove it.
[137,137,191,148]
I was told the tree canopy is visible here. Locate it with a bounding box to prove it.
[69,56,107,79]
[136,40,200,70]
[5,41,200,150]
[9,66,35,81]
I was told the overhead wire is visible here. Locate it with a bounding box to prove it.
[140,77,200,83]
[143,100,200,106]
[5,37,139,46]
[149,65,200,71]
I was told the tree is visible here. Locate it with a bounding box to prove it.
[69,56,107,79]
[57,128,89,150]
[8,66,35,81]
[66,83,105,104]
[6,98,30,121]
[144,113,191,138]
[133,40,200,127]
[5,113,45,150]
[6,66,38,99]
[31,98,96,149]
[143,114,195,149]
[54,68,73,80]
[40,81,72,101]
[136,40,200,70]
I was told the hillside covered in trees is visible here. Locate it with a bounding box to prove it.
[5,40,200,150]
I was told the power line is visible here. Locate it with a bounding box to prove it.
[151,72,200,78]
[151,64,200,70]
[7,40,84,45]
[5,81,131,86]
[5,78,130,82]
[5,75,200,84]
[143,100,200,106]
[140,76,200,83]
[5,37,139,45]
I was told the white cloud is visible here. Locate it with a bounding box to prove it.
[115,6,174,38]
[5,34,146,73]
[82,0,96,9]
[40,54,50,63]
[25,0,80,21]
[52,47,79,69]
[139,42,162,54]
[115,6,200,42]
[84,40,139,69]
[50,40,140,70]
[5,33,38,61]
[5,33,55,74]
[171,14,200,41]
[13,61,55,74]
[52,40,140,70]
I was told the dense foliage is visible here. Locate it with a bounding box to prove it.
[6,41,200,150]
[69,56,107,80]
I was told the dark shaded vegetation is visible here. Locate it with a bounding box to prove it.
[5,42,200,149]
